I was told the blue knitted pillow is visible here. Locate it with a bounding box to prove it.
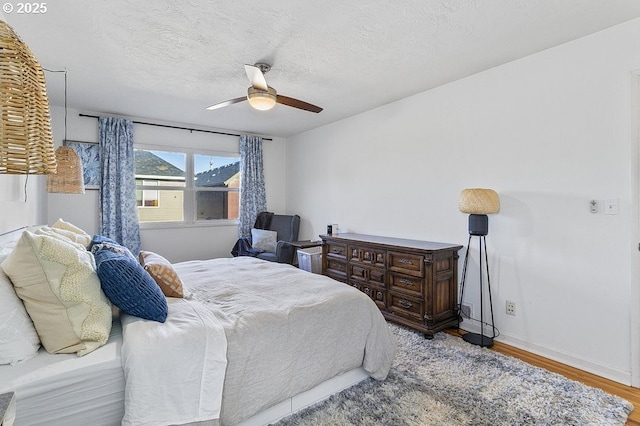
[91,241,167,323]
[89,234,121,251]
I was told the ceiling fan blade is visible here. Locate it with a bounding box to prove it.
[206,97,247,111]
[244,64,269,91]
[276,95,323,113]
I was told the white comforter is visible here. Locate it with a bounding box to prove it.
[121,256,396,426]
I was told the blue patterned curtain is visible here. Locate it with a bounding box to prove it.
[98,117,141,254]
[238,135,266,238]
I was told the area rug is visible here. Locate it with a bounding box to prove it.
[273,323,633,426]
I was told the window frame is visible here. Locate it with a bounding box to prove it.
[134,144,240,229]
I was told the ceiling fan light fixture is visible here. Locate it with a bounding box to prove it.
[247,86,277,111]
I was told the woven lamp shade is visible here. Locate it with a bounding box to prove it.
[47,146,85,193]
[0,20,56,174]
[458,188,500,215]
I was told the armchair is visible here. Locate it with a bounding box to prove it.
[231,213,301,264]
[255,214,300,264]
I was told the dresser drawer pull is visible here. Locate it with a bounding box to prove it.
[399,259,413,265]
[399,300,413,309]
[399,278,414,286]
[332,248,341,253]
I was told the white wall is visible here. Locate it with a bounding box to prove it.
[0,175,47,234]
[47,107,288,262]
[287,18,640,384]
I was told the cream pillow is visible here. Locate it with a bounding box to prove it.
[139,251,184,298]
[1,231,112,356]
[51,218,92,248]
[251,228,278,252]
[0,252,40,365]
[35,226,87,252]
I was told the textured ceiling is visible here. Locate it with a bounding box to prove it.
[5,1,640,137]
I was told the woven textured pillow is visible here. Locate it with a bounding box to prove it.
[35,226,87,252]
[139,251,184,298]
[1,231,112,356]
[51,218,92,248]
[92,241,167,323]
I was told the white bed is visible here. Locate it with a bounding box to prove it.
[0,319,125,425]
[0,228,396,426]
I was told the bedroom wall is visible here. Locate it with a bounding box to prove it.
[0,174,47,234]
[46,107,288,262]
[286,18,640,384]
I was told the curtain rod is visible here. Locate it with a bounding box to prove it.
[78,114,273,141]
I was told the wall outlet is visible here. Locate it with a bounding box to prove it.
[506,300,516,316]
[604,198,619,215]
[460,303,472,320]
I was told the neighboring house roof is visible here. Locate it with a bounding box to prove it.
[135,150,184,180]
[196,161,240,187]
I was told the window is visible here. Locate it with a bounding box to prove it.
[134,148,239,225]
[136,180,159,207]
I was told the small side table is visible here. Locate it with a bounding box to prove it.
[0,392,15,426]
[289,240,322,266]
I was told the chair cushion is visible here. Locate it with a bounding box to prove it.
[256,252,278,262]
[252,228,277,252]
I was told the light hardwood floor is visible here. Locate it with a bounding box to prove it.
[451,333,640,425]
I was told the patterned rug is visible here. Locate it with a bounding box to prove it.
[273,323,633,426]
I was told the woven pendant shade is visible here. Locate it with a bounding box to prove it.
[47,146,84,193]
[458,188,500,215]
[0,20,56,174]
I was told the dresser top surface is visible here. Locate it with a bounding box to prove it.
[321,233,463,252]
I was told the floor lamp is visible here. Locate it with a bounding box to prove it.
[458,188,500,348]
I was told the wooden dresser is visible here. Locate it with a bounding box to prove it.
[321,233,463,338]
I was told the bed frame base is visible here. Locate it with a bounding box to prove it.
[237,367,369,426]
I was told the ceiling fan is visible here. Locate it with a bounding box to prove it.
[206,63,323,113]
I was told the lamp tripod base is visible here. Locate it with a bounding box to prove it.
[462,332,494,348]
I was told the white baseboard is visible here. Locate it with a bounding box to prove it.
[458,322,632,385]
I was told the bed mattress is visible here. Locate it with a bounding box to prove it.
[0,318,125,426]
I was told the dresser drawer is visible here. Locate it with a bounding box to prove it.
[349,265,385,286]
[325,258,347,281]
[388,293,423,323]
[349,245,385,269]
[325,242,348,260]
[361,284,387,310]
[389,272,424,298]
[388,251,424,277]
